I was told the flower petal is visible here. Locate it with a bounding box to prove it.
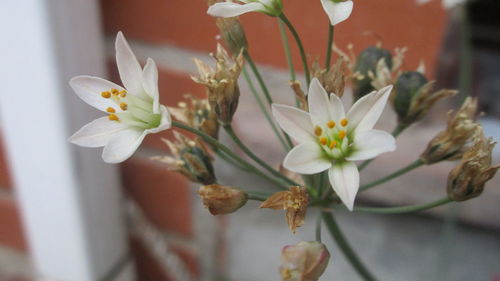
[146,105,172,134]
[142,58,160,113]
[328,162,359,211]
[329,93,346,122]
[308,78,332,126]
[69,117,127,147]
[284,142,332,174]
[347,85,392,133]
[102,128,146,163]
[320,0,354,26]
[115,31,145,97]
[272,104,316,143]
[346,130,396,161]
[70,76,125,112]
[207,2,264,17]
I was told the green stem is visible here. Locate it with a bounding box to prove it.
[316,213,322,242]
[323,212,377,281]
[223,124,298,187]
[360,159,425,192]
[458,4,472,102]
[354,197,453,214]
[325,25,334,70]
[278,20,296,81]
[247,192,269,201]
[279,13,311,87]
[173,121,287,188]
[216,149,250,171]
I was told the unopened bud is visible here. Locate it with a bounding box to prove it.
[353,46,392,100]
[199,184,248,215]
[260,186,309,233]
[216,17,248,55]
[280,241,330,281]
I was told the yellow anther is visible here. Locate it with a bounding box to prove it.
[319,137,328,146]
[329,140,337,149]
[314,126,323,136]
[106,107,116,113]
[101,91,111,98]
[111,88,119,95]
[327,120,336,128]
[340,118,348,127]
[108,114,119,121]
[119,90,127,97]
[119,102,128,110]
[338,130,346,139]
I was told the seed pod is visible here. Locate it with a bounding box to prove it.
[352,46,392,100]
[199,184,248,215]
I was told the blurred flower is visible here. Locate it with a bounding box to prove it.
[216,17,248,55]
[199,184,248,215]
[207,0,283,17]
[168,94,219,139]
[447,128,500,201]
[152,132,216,185]
[420,97,479,164]
[192,44,243,125]
[272,79,395,210]
[312,58,347,98]
[280,241,330,281]
[69,32,170,163]
[260,186,309,233]
[320,0,354,26]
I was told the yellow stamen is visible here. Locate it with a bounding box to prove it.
[327,120,335,128]
[106,107,116,113]
[314,126,323,136]
[338,130,346,139]
[108,114,119,121]
[119,90,127,97]
[340,118,348,127]
[319,137,328,146]
[120,102,128,111]
[329,140,337,149]
[111,88,119,95]
[101,91,111,98]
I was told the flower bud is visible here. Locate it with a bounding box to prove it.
[198,184,248,215]
[280,241,330,281]
[168,94,219,139]
[260,186,309,233]
[153,132,216,185]
[216,17,248,55]
[447,128,500,201]
[312,58,346,98]
[420,97,479,164]
[352,46,392,100]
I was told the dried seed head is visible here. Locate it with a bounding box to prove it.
[312,57,347,98]
[168,94,219,139]
[260,186,309,233]
[198,184,248,215]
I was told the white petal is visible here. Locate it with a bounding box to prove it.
[347,85,392,133]
[102,129,146,163]
[142,58,160,114]
[69,117,127,147]
[320,0,353,26]
[329,93,346,122]
[284,142,332,174]
[115,31,145,96]
[207,2,264,17]
[308,78,332,126]
[328,162,359,211]
[346,130,396,161]
[70,76,125,112]
[146,105,171,134]
[272,104,316,143]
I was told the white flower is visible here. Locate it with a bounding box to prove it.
[207,0,283,17]
[320,0,354,26]
[69,32,171,163]
[272,78,395,210]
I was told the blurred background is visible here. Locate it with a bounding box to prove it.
[0,0,499,280]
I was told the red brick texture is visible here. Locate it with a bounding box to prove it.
[0,197,27,251]
[0,136,13,189]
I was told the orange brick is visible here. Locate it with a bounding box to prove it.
[121,158,193,237]
[0,136,13,189]
[0,197,27,251]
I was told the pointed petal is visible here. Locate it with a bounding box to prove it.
[115,31,145,96]
[142,58,160,113]
[69,117,127,147]
[146,105,172,134]
[328,162,359,211]
[102,128,146,163]
[70,76,125,112]
[272,104,316,143]
[346,130,396,161]
[308,78,332,126]
[284,142,332,174]
[347,85,392,133]
[320,0,353,26]
[207,2,264,17]
[329,93,346,122]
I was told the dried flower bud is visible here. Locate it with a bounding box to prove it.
[168,94,219,139]
[394,72,456,126]
[216,17,248,55]
[280,241,330,281]
[192,44,243,125]
[260,186,309,233]
[199,184,248,215]
[289,80,308,111]
[312,58,346,97]
[152,132,216,184]
[353,46,393,100]
[420,97,479,164]
[447,128,500,201]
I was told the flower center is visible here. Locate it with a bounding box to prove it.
[101,88,161,129]
[314,118,352,160]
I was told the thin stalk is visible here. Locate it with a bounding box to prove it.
[315,213,322,242]
[323,212,377,281]
[279,13,311,87]
[354,197,453,214]
[216,149,250,171]
[458,3,472,102]
[242,67,289,150]
[325,25,334,70]
[360,159,425,192]
[173,121,288,188]
[278,20,296,81]
[223,124,298,186]
[247,192,269,201]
